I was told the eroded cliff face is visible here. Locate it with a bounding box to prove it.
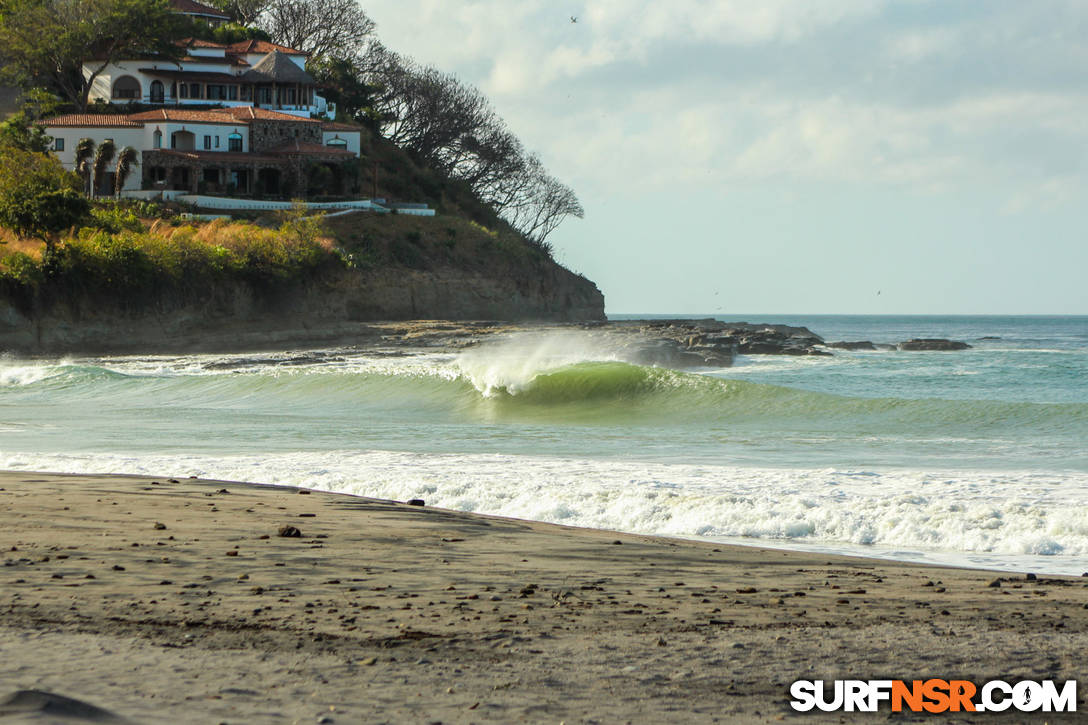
[0,264,605,354]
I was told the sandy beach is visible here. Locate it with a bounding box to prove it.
[1,471,1086,724]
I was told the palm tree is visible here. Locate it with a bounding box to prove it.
[75,138,95,196]
[113,146,139,197]
[91,139,115,198]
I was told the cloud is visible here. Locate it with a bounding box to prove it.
[363,0,1088,208]
[585,0,884,47]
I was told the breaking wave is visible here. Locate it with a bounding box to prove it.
[3,354,1087,441]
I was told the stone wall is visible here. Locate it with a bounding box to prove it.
[249,120,322,152]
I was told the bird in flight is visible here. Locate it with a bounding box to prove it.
[570,15,578,23]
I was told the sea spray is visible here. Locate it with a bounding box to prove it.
[0,356,82,387]
[454,330,625,396]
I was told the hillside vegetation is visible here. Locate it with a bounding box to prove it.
[0,197,603,349]
[349,130,525,243]
[0,0,603,343]
[0,0,584,249]
[0,206,338,312]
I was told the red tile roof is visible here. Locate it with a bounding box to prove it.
[222,107,320,123]
[227,40,307,56]
[127,109,250,125]
[46,108,322,129]
[170,0,230,19]
[181,38,228,49]
[321,121,363,132]
[41,114,143,127]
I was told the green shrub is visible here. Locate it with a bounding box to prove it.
[88,205,143,233]
[0,251,43,287]
[390,238,426,269]
[0,217,343,311]
[0,149,90,243]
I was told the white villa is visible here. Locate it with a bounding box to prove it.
[45,108,362,196]
[87,38,337,121]
[41,0,365,199]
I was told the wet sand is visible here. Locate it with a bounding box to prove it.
[1,471,1086,723]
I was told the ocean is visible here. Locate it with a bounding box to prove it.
[2,314,1086,575]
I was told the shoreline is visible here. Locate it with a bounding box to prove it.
[2,471,1087,723]
[6,461,1085,580]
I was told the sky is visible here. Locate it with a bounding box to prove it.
[362,0,1088,315]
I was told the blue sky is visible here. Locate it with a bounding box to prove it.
[364,0,1088,314]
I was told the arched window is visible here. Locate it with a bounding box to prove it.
[111,75,141,100]
[227,132,243,152]
[326,137,347,149]
[170,130,195,151]
[150,80,164,103]
[153,129,162,149]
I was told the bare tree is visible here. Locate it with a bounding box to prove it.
[519,174,584,246]
[359,40,584,246]
[484,152,543,217]
[494,154,583,246]
[363,43,423,143]
[364,49,498,174]
[455,124,524,196]
[257,0,374,59]
[211,0,268,25]
[410,69,494,170]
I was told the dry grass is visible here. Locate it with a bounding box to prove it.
[173,217,335,253]
[0,230,44,259]
[1,215,342,299]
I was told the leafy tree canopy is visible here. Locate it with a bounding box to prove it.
[0,0,189,110]
[0,88,58,152]
[189,20,271,45]
[307,56,379,127]
[0,147,90,243]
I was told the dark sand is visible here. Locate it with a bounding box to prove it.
[1,471,1086,723]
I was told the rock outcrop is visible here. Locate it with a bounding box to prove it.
[897,338,972,351]
[595,319,829,368]
[826,341,877,351]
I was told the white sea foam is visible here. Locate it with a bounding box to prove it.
[0,358,70,387]
[455,331,622,396]
[4,449,1088,575]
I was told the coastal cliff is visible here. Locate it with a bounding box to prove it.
[0,264,603,354]
[0,211,604,354]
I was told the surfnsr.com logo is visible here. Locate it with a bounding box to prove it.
[790,679,1077,713]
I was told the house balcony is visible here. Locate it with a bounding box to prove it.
[115,95,336,120]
